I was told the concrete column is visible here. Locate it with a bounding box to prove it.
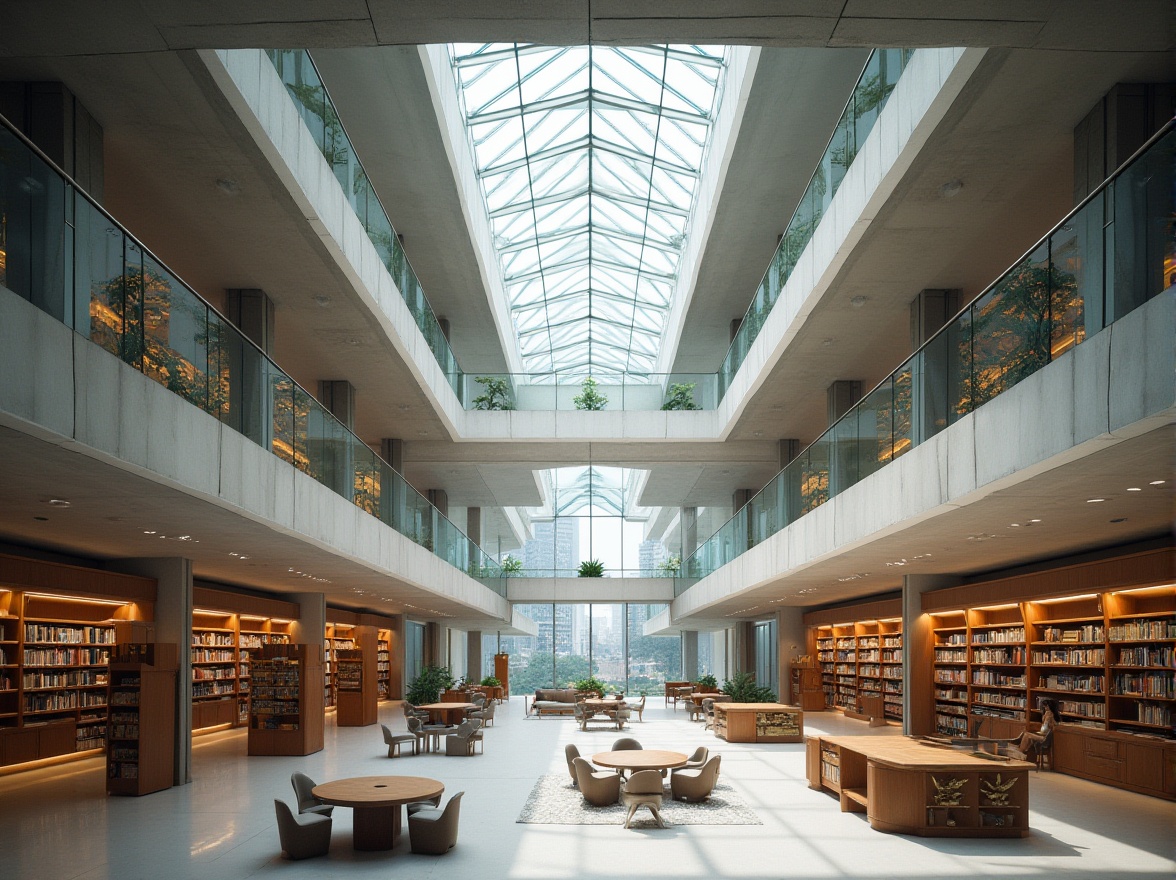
[0,81,104,199]
[1073,83,1175,204]
[224,289,275,355]
[316,380,356,500]
[826,380,862,426]
[111,558,192,786]
[680,506,698,560]
[903,574,962,736]
[318,380,356,429]
[427,489,448,517]
[424,622,443,667]
[778,439,800,469]
[437,317,451,341]
[733,621,755,675]
[466,631,482,682]
[909,289,962,350]
[729,318,742,342]
[776,607,806,704]
[380,438,406,532]
[681,630,699,681]
[286,592,326,649]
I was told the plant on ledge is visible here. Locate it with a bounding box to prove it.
[695,673,718,689]
[501,555,523,574]
[480,675,501,687]
[472,375,514,410]
[573,676,608,695]
[656,555,681,576]
[573,376,608,410]
[578,559,605,577]
[661,382,701,410]
[722,671,777,703]
[406,665,455,705]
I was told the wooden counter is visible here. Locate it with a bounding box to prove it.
[806,735,1034,837]
[713,703,803,743]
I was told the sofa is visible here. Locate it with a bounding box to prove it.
[529,688,580,717]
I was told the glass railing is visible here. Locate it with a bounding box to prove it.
[717,48,915,399]
[462,372,717,412]
[265,50,464,400]
[498,568,681,579]
[681,121,1175,591]
[0,116,504,590]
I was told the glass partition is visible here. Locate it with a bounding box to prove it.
[0,118,503,590]
[682,122,1175,591]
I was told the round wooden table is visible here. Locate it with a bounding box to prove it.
[312,776,444,851]
[415,702,476,725]
[592,749,688,773]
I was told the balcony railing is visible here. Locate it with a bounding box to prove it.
[679,121,1175,592]
[0,115,504,590]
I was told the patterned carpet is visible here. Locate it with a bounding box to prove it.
[516,774,762,827]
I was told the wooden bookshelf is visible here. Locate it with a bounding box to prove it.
[918,548,1174,800]
[806,599,903,722]
[248,643,324,756]
[335,644,376,727]
[324,621,358,710]
[106,644,177,796]
[376,632,391,700]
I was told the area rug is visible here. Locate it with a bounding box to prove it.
[517,774,761,827]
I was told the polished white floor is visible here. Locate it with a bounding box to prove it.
[0,699,1172,879]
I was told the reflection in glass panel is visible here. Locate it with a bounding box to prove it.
[554,604,591,687]
[629,604,681,695]
[591,605,625,692]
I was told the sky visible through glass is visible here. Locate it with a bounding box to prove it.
[449,43,727,378]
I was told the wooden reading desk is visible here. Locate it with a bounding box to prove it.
[713,702,803,743]
[806,735,1034,837]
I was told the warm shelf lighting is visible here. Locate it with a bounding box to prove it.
[974,603,1019,611]
[1035,593,1099,604]
[271,618,293,624]
[1110,585,1175,596]
[193,608,231,616]
[25,592,128,607]
[239,614,267,621]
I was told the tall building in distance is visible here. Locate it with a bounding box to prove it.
[639,539,669,573]
[522,519,579,573]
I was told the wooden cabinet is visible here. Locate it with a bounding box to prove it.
[790,665,825,711]
[713,703,803,743]
[1052,726,1175,798]
[335,643,376,727]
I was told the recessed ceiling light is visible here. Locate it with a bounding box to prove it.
[1009,523,1020,527]
[313,294,331,307]
[144,530,156,535]
[939,179,964,198]
[215,177,239,195]
[1126,487,1142,492]
[1149,480,1166,486]
[1028,519,1041,523]
[850,295,869,307]
[1086,498,1105,503]
[47,499,71,507]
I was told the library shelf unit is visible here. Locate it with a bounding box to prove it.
[189,586,301,734]
[713,702,803,743]
[0,555,155,769]
[376,631,392,701]
[323,621,358,711]
[916,546,1175,800]
[106,643,177,796]
[247,643,324,756]
[805,598,903,723]
[335,647,376,727]
[805,735,1032,837]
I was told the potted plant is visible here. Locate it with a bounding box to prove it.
[472,375,514,410]
[722,671,777,703]
[695,673,719,693]
[656,555,681,576]
[572,376,608,410]
[578,559,605,577]
[661,382,701,410]
[573,676,608,698]
[406,665,455,705]
[480,675,501,687]
[501,556,523,575]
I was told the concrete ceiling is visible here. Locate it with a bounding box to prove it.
[0,2,1170,55]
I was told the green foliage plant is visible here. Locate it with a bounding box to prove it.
[696,673,718,689]
[722,671,777,703]
[661,382,701,410]
[578,559,605,577]
[480,675,501,687]
[501,556,523,574]
[473,376,514,410]
[406,665,455,705]
[656,555,681,576]
[573,676,608,695]
[572,376,608,410]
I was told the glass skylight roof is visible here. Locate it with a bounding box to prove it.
[449,43,727,376]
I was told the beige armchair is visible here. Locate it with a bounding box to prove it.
[670,754,722,802]
[702,697,716,730]
[408,791,463,854]
[445,719,484,755]
[407,792,441,816]
[565,743,583,785]
[611,736,642,751]
[621,769,666,828]
[470,699,496,726]
[274,799,331,859]
[624,694,646,721]
[573,756,621,806]
[381,723,419,757]
[290,771,333,817]
[683,746,709,770]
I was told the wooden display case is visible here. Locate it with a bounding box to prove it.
[807,735,1032,837]
[248,643,324,756]
[106,644,177,796]
[790,663,826,711]
[713,702,803,743]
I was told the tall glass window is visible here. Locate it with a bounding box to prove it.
[404,621,425,688]
[754,619,778,696]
